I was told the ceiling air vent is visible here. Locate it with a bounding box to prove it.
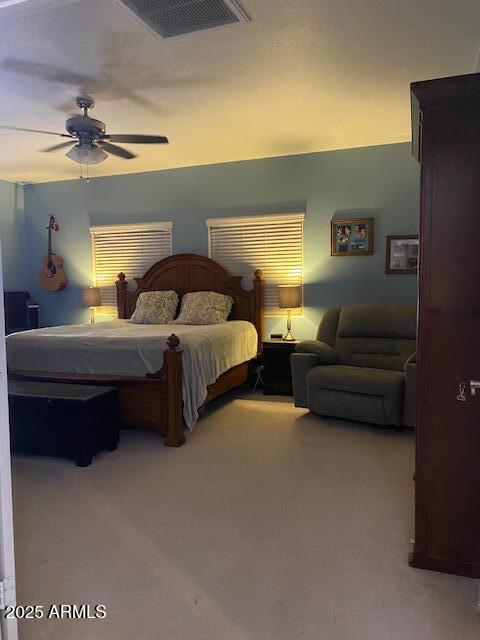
[115,0,250,38]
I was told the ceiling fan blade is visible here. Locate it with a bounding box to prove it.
[2,58,96,87]
[99,142,136,160]
[40,141,75,153]
[0,125,71,137]
[105,134,169,144]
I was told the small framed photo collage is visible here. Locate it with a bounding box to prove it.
[331,216,418,274]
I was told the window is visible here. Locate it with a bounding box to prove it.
[207,213,304,315]
[90,221,173,310]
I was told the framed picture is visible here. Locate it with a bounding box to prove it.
[385,235,419,274]
[331,217,374,256]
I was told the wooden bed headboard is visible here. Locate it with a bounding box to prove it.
[116,253,264,344]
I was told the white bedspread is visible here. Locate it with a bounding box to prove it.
[6,320,258,430]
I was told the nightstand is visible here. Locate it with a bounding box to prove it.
[262,339,300,395]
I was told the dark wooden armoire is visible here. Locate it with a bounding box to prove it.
[410,73,480,578]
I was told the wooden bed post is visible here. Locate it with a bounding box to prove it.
[253,269,264,351]
[164,334,185,447]
[116,272,128,319]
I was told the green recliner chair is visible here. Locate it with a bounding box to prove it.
[291,304,416,427]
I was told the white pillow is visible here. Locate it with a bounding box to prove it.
[130,290,178,324]
[175,291,234,325]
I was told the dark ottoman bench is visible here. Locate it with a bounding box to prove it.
[8,381,119,467]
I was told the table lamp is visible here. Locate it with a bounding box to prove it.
[278,285,302,341]
[82,287,101,324]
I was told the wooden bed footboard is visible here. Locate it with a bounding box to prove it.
[10,333,186,448]
[10,333,252,448]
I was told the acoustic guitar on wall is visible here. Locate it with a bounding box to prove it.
[40,214,67,292]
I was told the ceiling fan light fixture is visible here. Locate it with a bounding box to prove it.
[66,143,108,165]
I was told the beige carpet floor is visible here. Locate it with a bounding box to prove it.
[11,389,480,640]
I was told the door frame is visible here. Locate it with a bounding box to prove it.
[0,239,18,640]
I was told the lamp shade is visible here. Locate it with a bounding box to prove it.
[82,287,101,307]
[66,143,108,165]
[278,285,302,309]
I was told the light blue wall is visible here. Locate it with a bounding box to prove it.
[23,142,419,336]
[0,180,27,292]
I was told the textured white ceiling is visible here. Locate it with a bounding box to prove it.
[0,0,479,183]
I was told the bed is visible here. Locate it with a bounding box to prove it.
[7,254,264,447]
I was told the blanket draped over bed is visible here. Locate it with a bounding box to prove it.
[6,319,258,429]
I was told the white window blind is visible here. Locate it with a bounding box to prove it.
[90,222,173,308]
[207,213,304,315]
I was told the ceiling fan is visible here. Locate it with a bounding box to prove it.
[0,95,169,165]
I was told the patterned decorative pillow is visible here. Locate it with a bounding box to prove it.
[175,291,234,325]
[130,290,179,324]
